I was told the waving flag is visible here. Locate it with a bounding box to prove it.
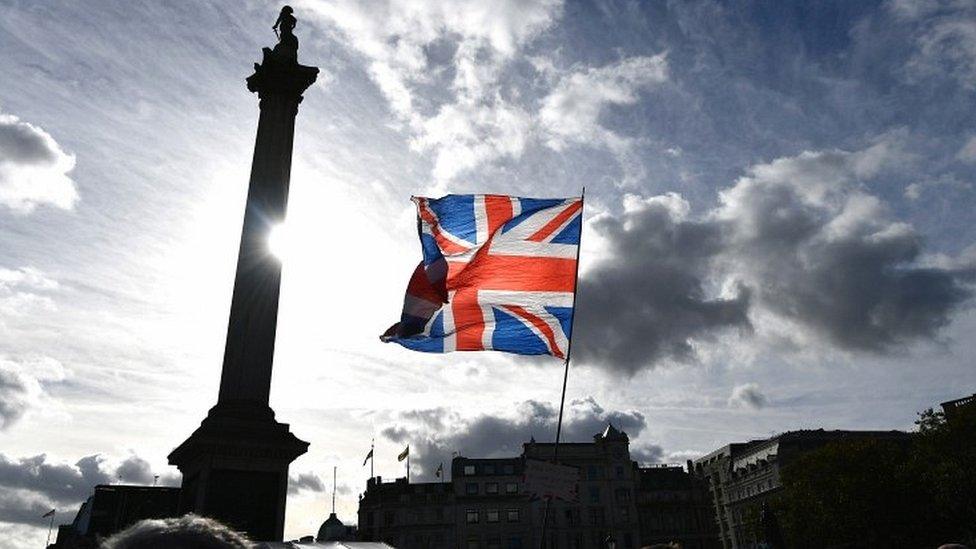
[382,194,582,359]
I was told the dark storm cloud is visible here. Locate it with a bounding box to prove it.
[571,142,974,374]
[630,444,665,465]
[0,452,177,521]
[380,397,646,480]
[728,383,767,410]
[0,118,59,165]
[288,472,352,496]
[289,472,325,494]
[573,194,752,376]
[719,146,975,352]
[0,454,111,503]
[113,454,179,486]
[0,491,55,527]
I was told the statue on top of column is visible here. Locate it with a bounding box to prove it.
[270,5,299,65]
[247,5,318,96]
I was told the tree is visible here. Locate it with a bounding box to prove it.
[773,406,976,548]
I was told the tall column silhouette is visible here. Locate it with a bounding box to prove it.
[169,7,317,541]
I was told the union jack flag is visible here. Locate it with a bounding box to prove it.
[382,194,583,358]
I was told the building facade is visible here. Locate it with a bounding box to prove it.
[358,476,456,548]
[691,430,909,549]
[358,425,715,549]
[636,465,718,549]
[941,392,976,421]
[49,485,181,548]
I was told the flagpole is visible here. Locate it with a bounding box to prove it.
[540,188,585,549]
[332,466,337,514]
[370,438,374,480]
[46,512,55,547]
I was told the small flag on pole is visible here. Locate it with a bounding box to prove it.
[397,445,409,462]
[435,462,444,479]
[363,447,373,466]
[381,194,583,358]
[42,509,55,518]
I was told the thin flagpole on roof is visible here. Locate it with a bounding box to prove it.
[539,187,585,549]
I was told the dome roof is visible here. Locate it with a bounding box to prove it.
[316,512,345,541]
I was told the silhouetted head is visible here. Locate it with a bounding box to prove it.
[99,514,251,549]
[280,5,293,15]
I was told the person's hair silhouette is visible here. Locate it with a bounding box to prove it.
[100,514,251,549]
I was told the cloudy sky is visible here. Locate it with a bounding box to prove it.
[1,0,975,545]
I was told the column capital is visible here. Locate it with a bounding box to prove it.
[246,48,319,100]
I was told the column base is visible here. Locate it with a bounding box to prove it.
[168,401,308,541]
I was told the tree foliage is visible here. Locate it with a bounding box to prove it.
[772,405,976,548]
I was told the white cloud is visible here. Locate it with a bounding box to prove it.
[895,1,976,89]
[903,173,972,200]
[0,110,78,213]
[0,267,59,318]
[308,1,666,185]
[539,54,669,153]
[308,0,562,183]
[957,135,976,163]
[0,356,67,431]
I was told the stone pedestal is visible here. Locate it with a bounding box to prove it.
[169,48,318,542]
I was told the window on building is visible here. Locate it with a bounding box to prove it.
[624,532,634,548]
[366,511,374,527]
[435,507,444,521]
[467,538,479,549]
[503,464,515,475]
[466,482,479,495]
[507,537,523,549]
[588,486,600,504]
[464,465,476,476]
[486,482,499,494]
[564,508,581,526]
[506,509,520,522]
[466,510,479,524]
[487,509,500,523]
[484,464,496,475]
[384,511,395,526]
[487,537,501,549]
[588,507,605,526]
[505,482,518,494]
[587,465,598,480]
[620,508,630,523]
[615,488,631,504]
[615,465,624,479]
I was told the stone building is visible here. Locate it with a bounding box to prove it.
[636,465,718,549]
[358,477,455,547]
[941,392,976,421]
[452,457,534,549]
[523,425,640,549]
[48,484,181,548]
[691,429,908,549]
[358,425,715,549]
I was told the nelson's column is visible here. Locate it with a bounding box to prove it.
[169,6,318,541]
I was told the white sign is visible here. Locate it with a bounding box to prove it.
[522,459,579,502]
